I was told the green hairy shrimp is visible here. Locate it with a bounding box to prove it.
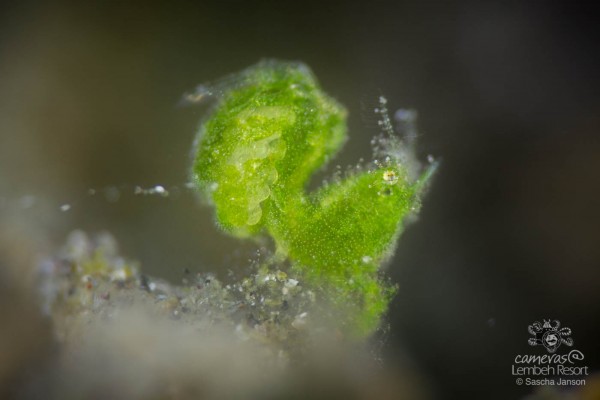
[192,60,435,336]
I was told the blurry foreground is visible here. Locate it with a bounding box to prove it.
[0,227,430,400]
[2,227,600,399]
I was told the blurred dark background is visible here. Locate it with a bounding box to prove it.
[0,1,598,399]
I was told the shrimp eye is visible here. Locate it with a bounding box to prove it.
[382,170,398,184]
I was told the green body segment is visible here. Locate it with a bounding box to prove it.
[285,166,417,336]
[192,60,430,337]
[291,166,415,274]
[193,61,347,236]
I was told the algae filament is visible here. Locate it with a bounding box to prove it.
[192,60,434,337]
